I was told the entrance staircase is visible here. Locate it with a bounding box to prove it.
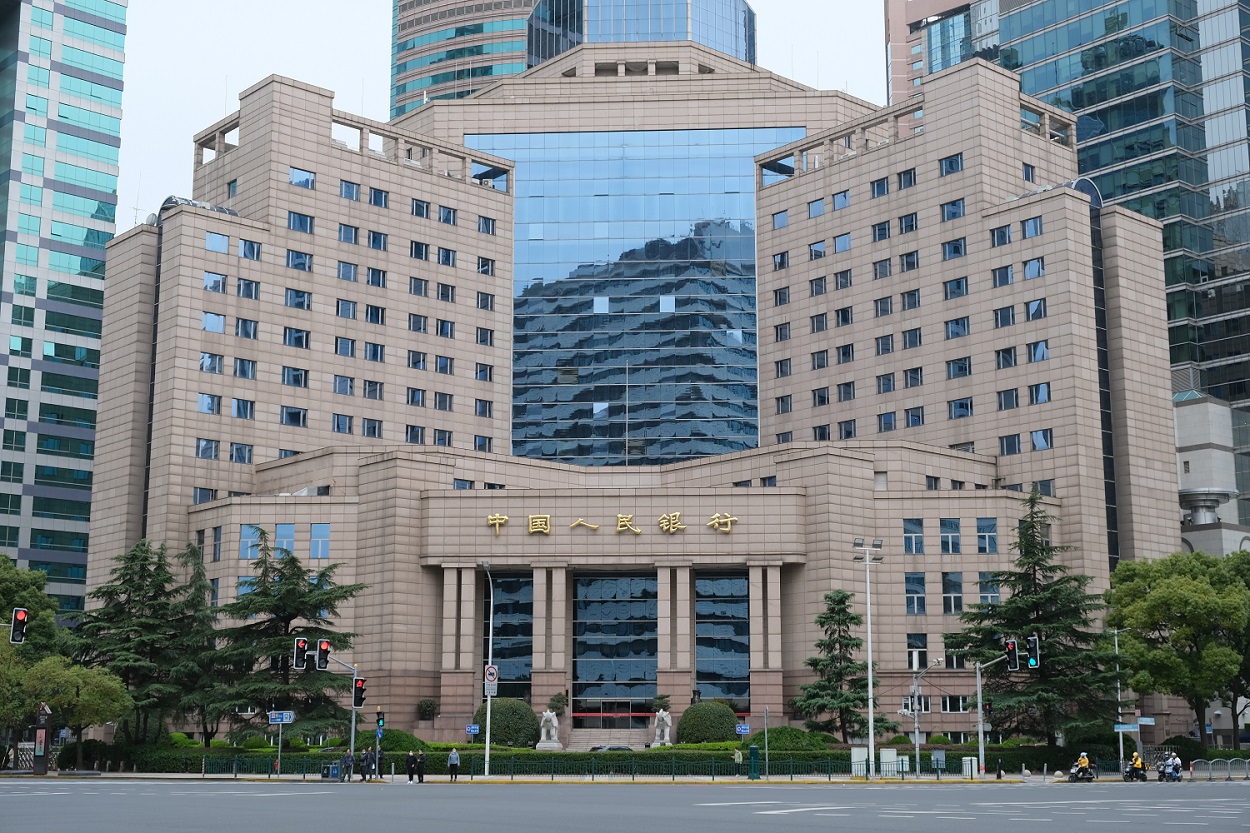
[564,728,650,752]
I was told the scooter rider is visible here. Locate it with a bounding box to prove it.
[1076,752,1091,777]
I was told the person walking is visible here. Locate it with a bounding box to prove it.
[733,747,743,777]
[377,748,386,781]
[416,750,426,784]
[448,748,460,782]
[364,748,375,781]
[341,750,353,782]
[357,749,366,782]
[406,751,417,784]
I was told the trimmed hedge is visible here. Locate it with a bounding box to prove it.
[742,726,829,751]
[471,698,539,748]
[676,702,737,744]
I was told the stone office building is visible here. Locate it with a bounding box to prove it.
[90,59,1178,744]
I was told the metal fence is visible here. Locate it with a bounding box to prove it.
[1191,758,1250,781]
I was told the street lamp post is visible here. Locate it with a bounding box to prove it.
[1112,627,1132,769]
[911,659,943,776]
[853,537,884,778]
[481,560,495,778]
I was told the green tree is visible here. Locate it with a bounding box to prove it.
[790,589,878,743]
[169,545,235,747]
[215,526,365,737]
[76,540,186,745]
[0,557,64,660]
[1219,550,1250,749]
[26,656,131,770]
[0,642,37,769]
[945,488,1118,746]
[1107,550,1250,746]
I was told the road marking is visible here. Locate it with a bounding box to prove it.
[696,801,785,806]
[758,806,853,815]
[1087,821,1130,824]
[938,817,977,821]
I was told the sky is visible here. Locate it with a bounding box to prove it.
[115,1,887,231]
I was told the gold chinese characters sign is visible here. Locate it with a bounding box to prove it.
[485,511,738,536]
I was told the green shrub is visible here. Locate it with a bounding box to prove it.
[209,739,230,748]
[675,701,737,744]
[378,728,427,753]
[323,737,344,748]
[56,739,112,770]
[1162,735,1205,762]
[741,726,828,751]
[240,736,269,750]
[546,693,567,715]
[471,698,539,748]
[281,736,308,751]
[168,732,200,748]
[418,699,439,720]
[928,734,951,744]
[886,734,912,745]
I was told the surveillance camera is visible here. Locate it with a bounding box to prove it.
[1214,710,1223,718]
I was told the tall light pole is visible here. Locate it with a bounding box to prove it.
[853,537,884,778]
[480,560,495,777]
[1112,626,1132,768]
[911,659,943,775]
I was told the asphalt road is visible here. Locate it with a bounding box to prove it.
[2,778,1248,833]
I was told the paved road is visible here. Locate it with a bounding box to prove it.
[2,778,1247,832]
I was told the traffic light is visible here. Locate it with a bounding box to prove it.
[983,701,992,718]
[292,637,309,671]
[1026,634,1041,670]
[1005,638,1020,671]
[353,677,367,709]
[315,639,331,670]
[376,710,385,729]
[9,608,28,644]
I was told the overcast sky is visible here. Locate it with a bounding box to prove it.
[116,1,886,230]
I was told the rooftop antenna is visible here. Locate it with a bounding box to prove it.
[131,172,142,226]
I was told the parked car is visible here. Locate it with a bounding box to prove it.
[589,745,632,752]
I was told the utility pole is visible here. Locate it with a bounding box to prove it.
[976,654,1007,776]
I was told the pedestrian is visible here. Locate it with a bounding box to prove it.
[377,748,386,780]
[341,750,353,782]
[365,748,376,780]
[416,750,426,784]
[357,749,366,782]
[406,750,417,784]
[448,748,460,782]
[733,747,742,777]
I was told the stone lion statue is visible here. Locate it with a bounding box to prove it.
[654,709,672,746]
[540,709,559,743]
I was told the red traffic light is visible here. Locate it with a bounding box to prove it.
[15,609,26,621]
[1005,638,1020,671]
[10,607,29,644]
[353,677,367,708]
[315,639,331,670]
[292,637,310,670]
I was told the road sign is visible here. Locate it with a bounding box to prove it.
[268,710,295,725]
[1114,723,1139,732]
[1138,717,1156,726]
[484,680,498,697]
[376,728,384,740]
[466,723,480,735]
[735,724,750,735]
[484,664,499,684]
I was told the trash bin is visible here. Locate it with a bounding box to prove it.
[961,756,977,779]
[321,763,340,780]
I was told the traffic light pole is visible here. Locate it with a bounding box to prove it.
[976,654,1006,777]
[323,655,362,763]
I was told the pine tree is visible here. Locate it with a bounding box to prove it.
[215,526,366,737]
[944,488,1118,746]
[169,545,235,747]
[791,589,893,743]
[76,541,186,745]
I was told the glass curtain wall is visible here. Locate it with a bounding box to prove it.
[572,574,658,728]
[466,127,804,466]
[482,574,535,702]
[693,572,749,712]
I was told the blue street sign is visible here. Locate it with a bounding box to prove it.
[376,727,384,740]
[466,723,480,735]
[1114,723,1139,732]
[1138,717,1156,726]
[268,710,295,725]
[735,724,750,735]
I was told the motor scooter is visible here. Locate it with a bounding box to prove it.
[1069,763,1096,782]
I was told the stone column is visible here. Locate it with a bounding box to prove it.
[533,567,548,672]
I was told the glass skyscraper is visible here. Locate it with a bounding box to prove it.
[466,126,803,466]
[392,0,756,116]
[0,0,125,612]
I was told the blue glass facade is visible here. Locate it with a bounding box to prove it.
[483,574,535,702]
[0,0,124,611]
[465,126,804,466]
[926,10,973,73]
[527,0,756,65]
[694,573,749,710]
[572,574,658,727]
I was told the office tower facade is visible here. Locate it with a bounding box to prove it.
[399,43,875,466]
[0,0,126,612]
[91,59,1179,741]
[391,0,756,116]
[885,0,1000,105]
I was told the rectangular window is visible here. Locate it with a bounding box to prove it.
[947,397,973,419]
[340,180,360,200]
[409,278,429,298]
[411,241,430,260]
[775,395,791,415]
[232,399,255,420]
[902,327,922,349]
[332,414,353,434]
[1023,163,1036,183]
[433,429,452,446]
[940,518,961,554]
[943,277,968,300]
[833,233,851,253]
[939,153,964,176]
[1028,339,1050,362]
[833,190,849,210]
[996,347,1017,370]
[436,356,454,375]
[1026,298,1047,321]
[280,406,307,427]
[874,297,893,317]
[367,268,387,288]
[809,240,827,260]
[994,306,1015,328]
[406,425,426,445]
[283,327,309,349]
[285,289,311,310]
[998,389,1019,411]
[230,443,253,464]
[878,412,896,432]
[412,199,429,218]
[999,434,1021,455]
[362,418,382,438]
[898,212,917,234]
[872,221,890,242]
[812,424,830,441]
[837,345,853,365]
[1029,382,1051,405]
[876,335,894,356]
[773,287,790,306]
[903,367,923,389]
[364,343,385,362]
[201,312,225,333]
[198,393,221,415]
[900,289,920,311]
[477,257,495,276]
[977,518,998,554]
[991,224,1011,247]
[898,169,916,190]
[191,488,216,505]
[942,572,963,614]
[908,634,929,671]
[979,572,1000,605]
[195,438,219,460]
[476,363,493,381]
[478,215,496,235]
[945,317,969,340]
[942,238,966,260]
[946,357,971,379]
[835,270,852,290]
[337,299,357,320]
[774,322,790,342]
[235,319,258,340]
[1024,257,1045,279]
[475,399,493,418]
[281,367,307,388]
[810,276,827,296]
[437,320,455,339]
[410,352,429,371]
[308,523,330,559]
[899,251,918,272]
[204,271,226,293]
[336,337,355,357]
[334,376,355,396]
[877,373,895,394]
[363,380,384,400]
[773,252,789,270]
[1031,428,1054,451]
[772,210,788,229]
[1022,216,1043,238]
[365,305,386,325]
[338,262,358,282]
[905,572,926,615]
[287,211,314,234]
[813,311,831,331]
[477,327,494,346]
[438,247,456,267]
[836,381,855,403]
[368,231,388,251]
[289,167,315,189]
[438,205,457,225]
[369,188,389,208]
[338,223,358,244]
[239,239,261,260]
[941,695,968,713]
[808,198,825,218]
[905,406,924,427]
[206,232,229,253]
[406,387,426,407]
[409,313,428,333]
[870,177,888,198]
[941,198,965,221]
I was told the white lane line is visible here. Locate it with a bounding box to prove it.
[938,817,977,821]
[1087,821,1130,824]
[696,801,786,806]
[758,806,853,815]
[241,791,335,797]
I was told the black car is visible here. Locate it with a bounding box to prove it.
[589,745,632,752]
